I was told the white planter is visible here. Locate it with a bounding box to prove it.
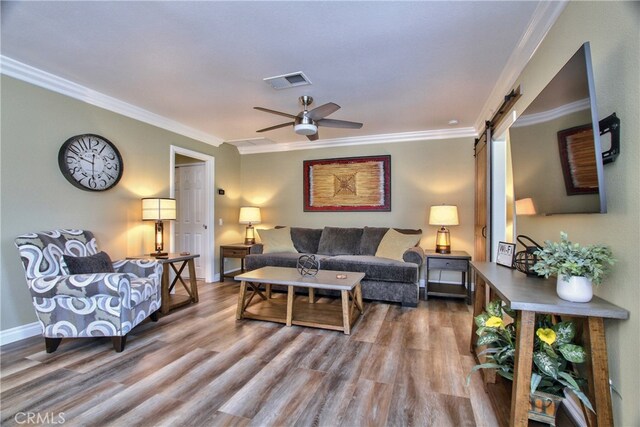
[556,275,593,302]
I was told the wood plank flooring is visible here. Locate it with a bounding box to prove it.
[1,281,500,426]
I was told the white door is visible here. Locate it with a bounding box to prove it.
[175,163,206,279]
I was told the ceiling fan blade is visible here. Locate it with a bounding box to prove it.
[254,107,297,119]
[306,132,319,141]
[307,102,340,121]
[256,122,294,133]
[316,118,363,129]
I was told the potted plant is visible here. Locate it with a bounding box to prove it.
[532,232,615,302]
[468,300,594,424]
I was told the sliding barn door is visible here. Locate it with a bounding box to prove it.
[474,128,491,262]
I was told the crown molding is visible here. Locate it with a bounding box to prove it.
[473,1,568,133]
[232,127,477,155]
[511,98,590,128]
[0,56,224,147]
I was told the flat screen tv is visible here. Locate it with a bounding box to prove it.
[510,42,606,215]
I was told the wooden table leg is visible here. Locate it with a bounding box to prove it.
[188,259,199,303]
[341,290,351,335]
[583,316,614,427]
[286,285,294,326]
[160,265,170,314]
[265,283,272,299]
[470,272,486,352]
[510,310,536,427]
[355,283,364,314]
[236,281,247,320]
[308,287,315,303]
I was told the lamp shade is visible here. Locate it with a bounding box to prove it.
[515,198,537,215]
[239,206,261,224]
[429,205,459,226]
[142,198,176,221]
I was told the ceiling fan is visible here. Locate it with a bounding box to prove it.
[254,96,363,141]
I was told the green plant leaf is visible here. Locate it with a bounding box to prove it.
[474,313,489,328]
[530,373,542,394]
[477,333,501,346]
[533,351,559,379]
[558,344,587,363]
[552,321,576,345]
[558,372,594,413]
[487,300,503,318]
[466,362,504,385]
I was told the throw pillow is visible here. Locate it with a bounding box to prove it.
[63,251,115,274]
[257,227,297,254]
[375,228,422,262]
[317,227,363,255]
[359,227,423,255]
[290,227,323,254]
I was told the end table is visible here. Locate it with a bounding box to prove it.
[220,243,255,282]
[424,250,472,304]
[128,253,200,314]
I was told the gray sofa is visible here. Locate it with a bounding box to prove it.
[245,226,424,307]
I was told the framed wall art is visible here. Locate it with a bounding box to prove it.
[303,155,391,212]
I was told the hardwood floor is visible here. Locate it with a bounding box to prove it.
[0,281,500,426]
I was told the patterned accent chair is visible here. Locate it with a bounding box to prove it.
[14,229,162,353]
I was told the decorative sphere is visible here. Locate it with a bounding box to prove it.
[297,254,319,276]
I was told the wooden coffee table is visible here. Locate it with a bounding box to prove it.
[235,266,365,334]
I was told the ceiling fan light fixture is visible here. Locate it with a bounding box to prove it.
[294,123,318,135]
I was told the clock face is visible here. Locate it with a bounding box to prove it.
[58,134,124,191]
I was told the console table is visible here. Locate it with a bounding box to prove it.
[470,262,628,427]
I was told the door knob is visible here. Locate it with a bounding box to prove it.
[481,226,487,238]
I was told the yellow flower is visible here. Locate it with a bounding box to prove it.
[536,328,557,345]
[486,316,504,328]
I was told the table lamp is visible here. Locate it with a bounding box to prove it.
[515,198,537,215]
[429,205,459,254]
[142,198,176,257]
[239,206,261,245]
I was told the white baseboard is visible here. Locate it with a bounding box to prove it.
[0,322,42,346]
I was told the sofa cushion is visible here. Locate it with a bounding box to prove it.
[290,227,323,254]
[320,255,419,283]
[317,227,363,256]
[257,227,297,254]
[63,251,115,274]
[246,253,329,271]
[359,226,423,255]
[375,228,423,262]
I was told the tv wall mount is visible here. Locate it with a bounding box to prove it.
[600,112,620,164]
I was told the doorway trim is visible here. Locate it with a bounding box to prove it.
[169,145,215,282]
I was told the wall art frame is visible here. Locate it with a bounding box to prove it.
[303,155,391,212]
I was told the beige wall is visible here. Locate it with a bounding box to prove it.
[0,75,243,330]
[509,2,639,424]
[240,137,476,257]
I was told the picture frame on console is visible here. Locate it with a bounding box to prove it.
[496,241,516,268]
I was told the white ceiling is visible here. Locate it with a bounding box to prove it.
[1,1,562,153]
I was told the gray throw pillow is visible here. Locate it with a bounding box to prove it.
[317,227,363,255]
[290,227,323,254]
[63,251,115,274]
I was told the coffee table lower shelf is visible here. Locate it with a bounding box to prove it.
[242,297,358,332]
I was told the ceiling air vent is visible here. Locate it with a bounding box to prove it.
[263,71,312,90]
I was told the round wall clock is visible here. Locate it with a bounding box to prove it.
[58,134,124,191]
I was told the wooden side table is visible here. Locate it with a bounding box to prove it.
[128,253,200,314]
[424,250,472,304]
[220,243,254,282]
